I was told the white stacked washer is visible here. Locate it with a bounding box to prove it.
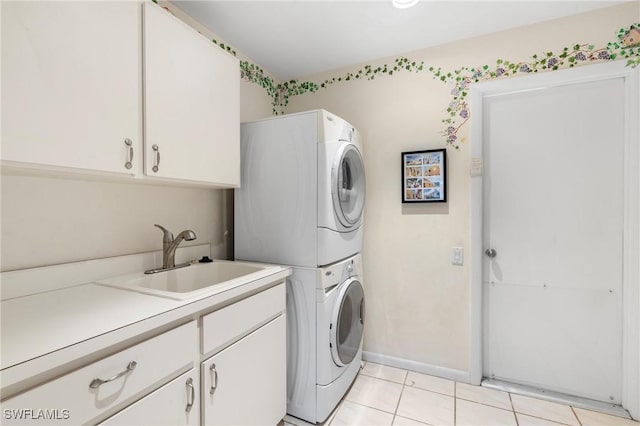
[234,110,366,423]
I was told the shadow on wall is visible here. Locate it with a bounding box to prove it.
[401,203,449,215]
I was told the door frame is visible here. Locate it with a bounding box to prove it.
[468,60,639,418]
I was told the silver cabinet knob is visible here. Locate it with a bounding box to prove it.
[485,248,497,258]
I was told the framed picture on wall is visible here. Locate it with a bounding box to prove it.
[401,149,447,203]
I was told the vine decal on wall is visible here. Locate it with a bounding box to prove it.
[246,23,637,149]
[159,2,639,150]
[433,23,640,148]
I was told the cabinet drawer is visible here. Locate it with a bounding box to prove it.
[201,283,284,355]
[99,368,199,426]
[1,321,196,425]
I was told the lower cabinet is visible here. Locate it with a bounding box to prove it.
[100,369,199,426]
[0,321,196,425]
[202,315,286,426]
[0,283,287,426]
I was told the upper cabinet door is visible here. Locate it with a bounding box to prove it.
[1,2,141,175]
[143,3,240,187]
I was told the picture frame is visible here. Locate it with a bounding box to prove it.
[401,149,447,203]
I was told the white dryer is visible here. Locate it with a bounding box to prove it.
[234,109,365,267]
[286,254,365,424]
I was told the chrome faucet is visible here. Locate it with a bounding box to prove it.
[145,224,197,274]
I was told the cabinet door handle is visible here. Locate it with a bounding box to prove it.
[209,363,218,395]
[124,138,133,170]
[152,144,160,173]
[185,377,195,412]
[89,361,137,389]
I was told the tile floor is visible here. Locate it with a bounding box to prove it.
[282,362,638,426]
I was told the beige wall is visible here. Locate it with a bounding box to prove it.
[285,3,639,372]
[2,0,636,374]
[0,3,277,272]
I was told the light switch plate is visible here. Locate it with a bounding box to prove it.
[470,158,483,177]
[451,247,464,265]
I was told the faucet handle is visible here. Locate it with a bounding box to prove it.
[154,224,174,243]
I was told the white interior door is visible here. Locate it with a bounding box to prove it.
[482,76,625,403]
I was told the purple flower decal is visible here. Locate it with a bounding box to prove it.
[460,109,469,119]
[447,126,456,135]
[597,51,610,60]
[520,64,531,73]
[575,52,587,61]
[448,134,457,142]
[451,87,460,96]
[496,67,505,76]
[547,57,559,67]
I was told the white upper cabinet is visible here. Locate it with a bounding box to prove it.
[1,1,142,175]
[1,1,241,187]
[143,3,240,187]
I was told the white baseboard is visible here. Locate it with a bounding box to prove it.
[362,351,470,383]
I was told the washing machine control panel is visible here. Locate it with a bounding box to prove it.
[317,254,362,290]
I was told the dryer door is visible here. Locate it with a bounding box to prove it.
[331,143,365,228]
[330,278,365,367]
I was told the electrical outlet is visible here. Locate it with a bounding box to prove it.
[451,247,464,265]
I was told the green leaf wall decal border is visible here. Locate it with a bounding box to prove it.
[161,4,639,150]
[258,23,639,149]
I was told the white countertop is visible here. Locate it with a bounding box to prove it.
[1,284,180,370]
[0,258,291,395]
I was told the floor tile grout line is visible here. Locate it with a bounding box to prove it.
[512,412,572,426]
[395,368,443,426]
[510,393,583,426]
[513,410,579,426]
[341,396,401,417]
[454,381,457,426]
[391,371,408,425]
[359,371,408,386]
[455,395,515,412]
[328,364,627,426]
[510,393,520,426]
[403,380,456,399]
[570,406,583,426]
[511,408,577,426]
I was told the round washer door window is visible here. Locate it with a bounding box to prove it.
[332,143,365,228]
[330,278,365,366]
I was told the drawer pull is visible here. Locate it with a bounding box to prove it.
[152,144,160,173]
[185,378,195,412]
[124,138,133,170]
[209,363,218,395]
[89,361,137,389]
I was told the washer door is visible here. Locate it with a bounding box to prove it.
[331,143,365,228]
[330,278,365,367]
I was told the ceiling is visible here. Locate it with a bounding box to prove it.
[173,1,627,80]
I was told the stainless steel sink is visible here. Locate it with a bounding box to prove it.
[96,260,275,300]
